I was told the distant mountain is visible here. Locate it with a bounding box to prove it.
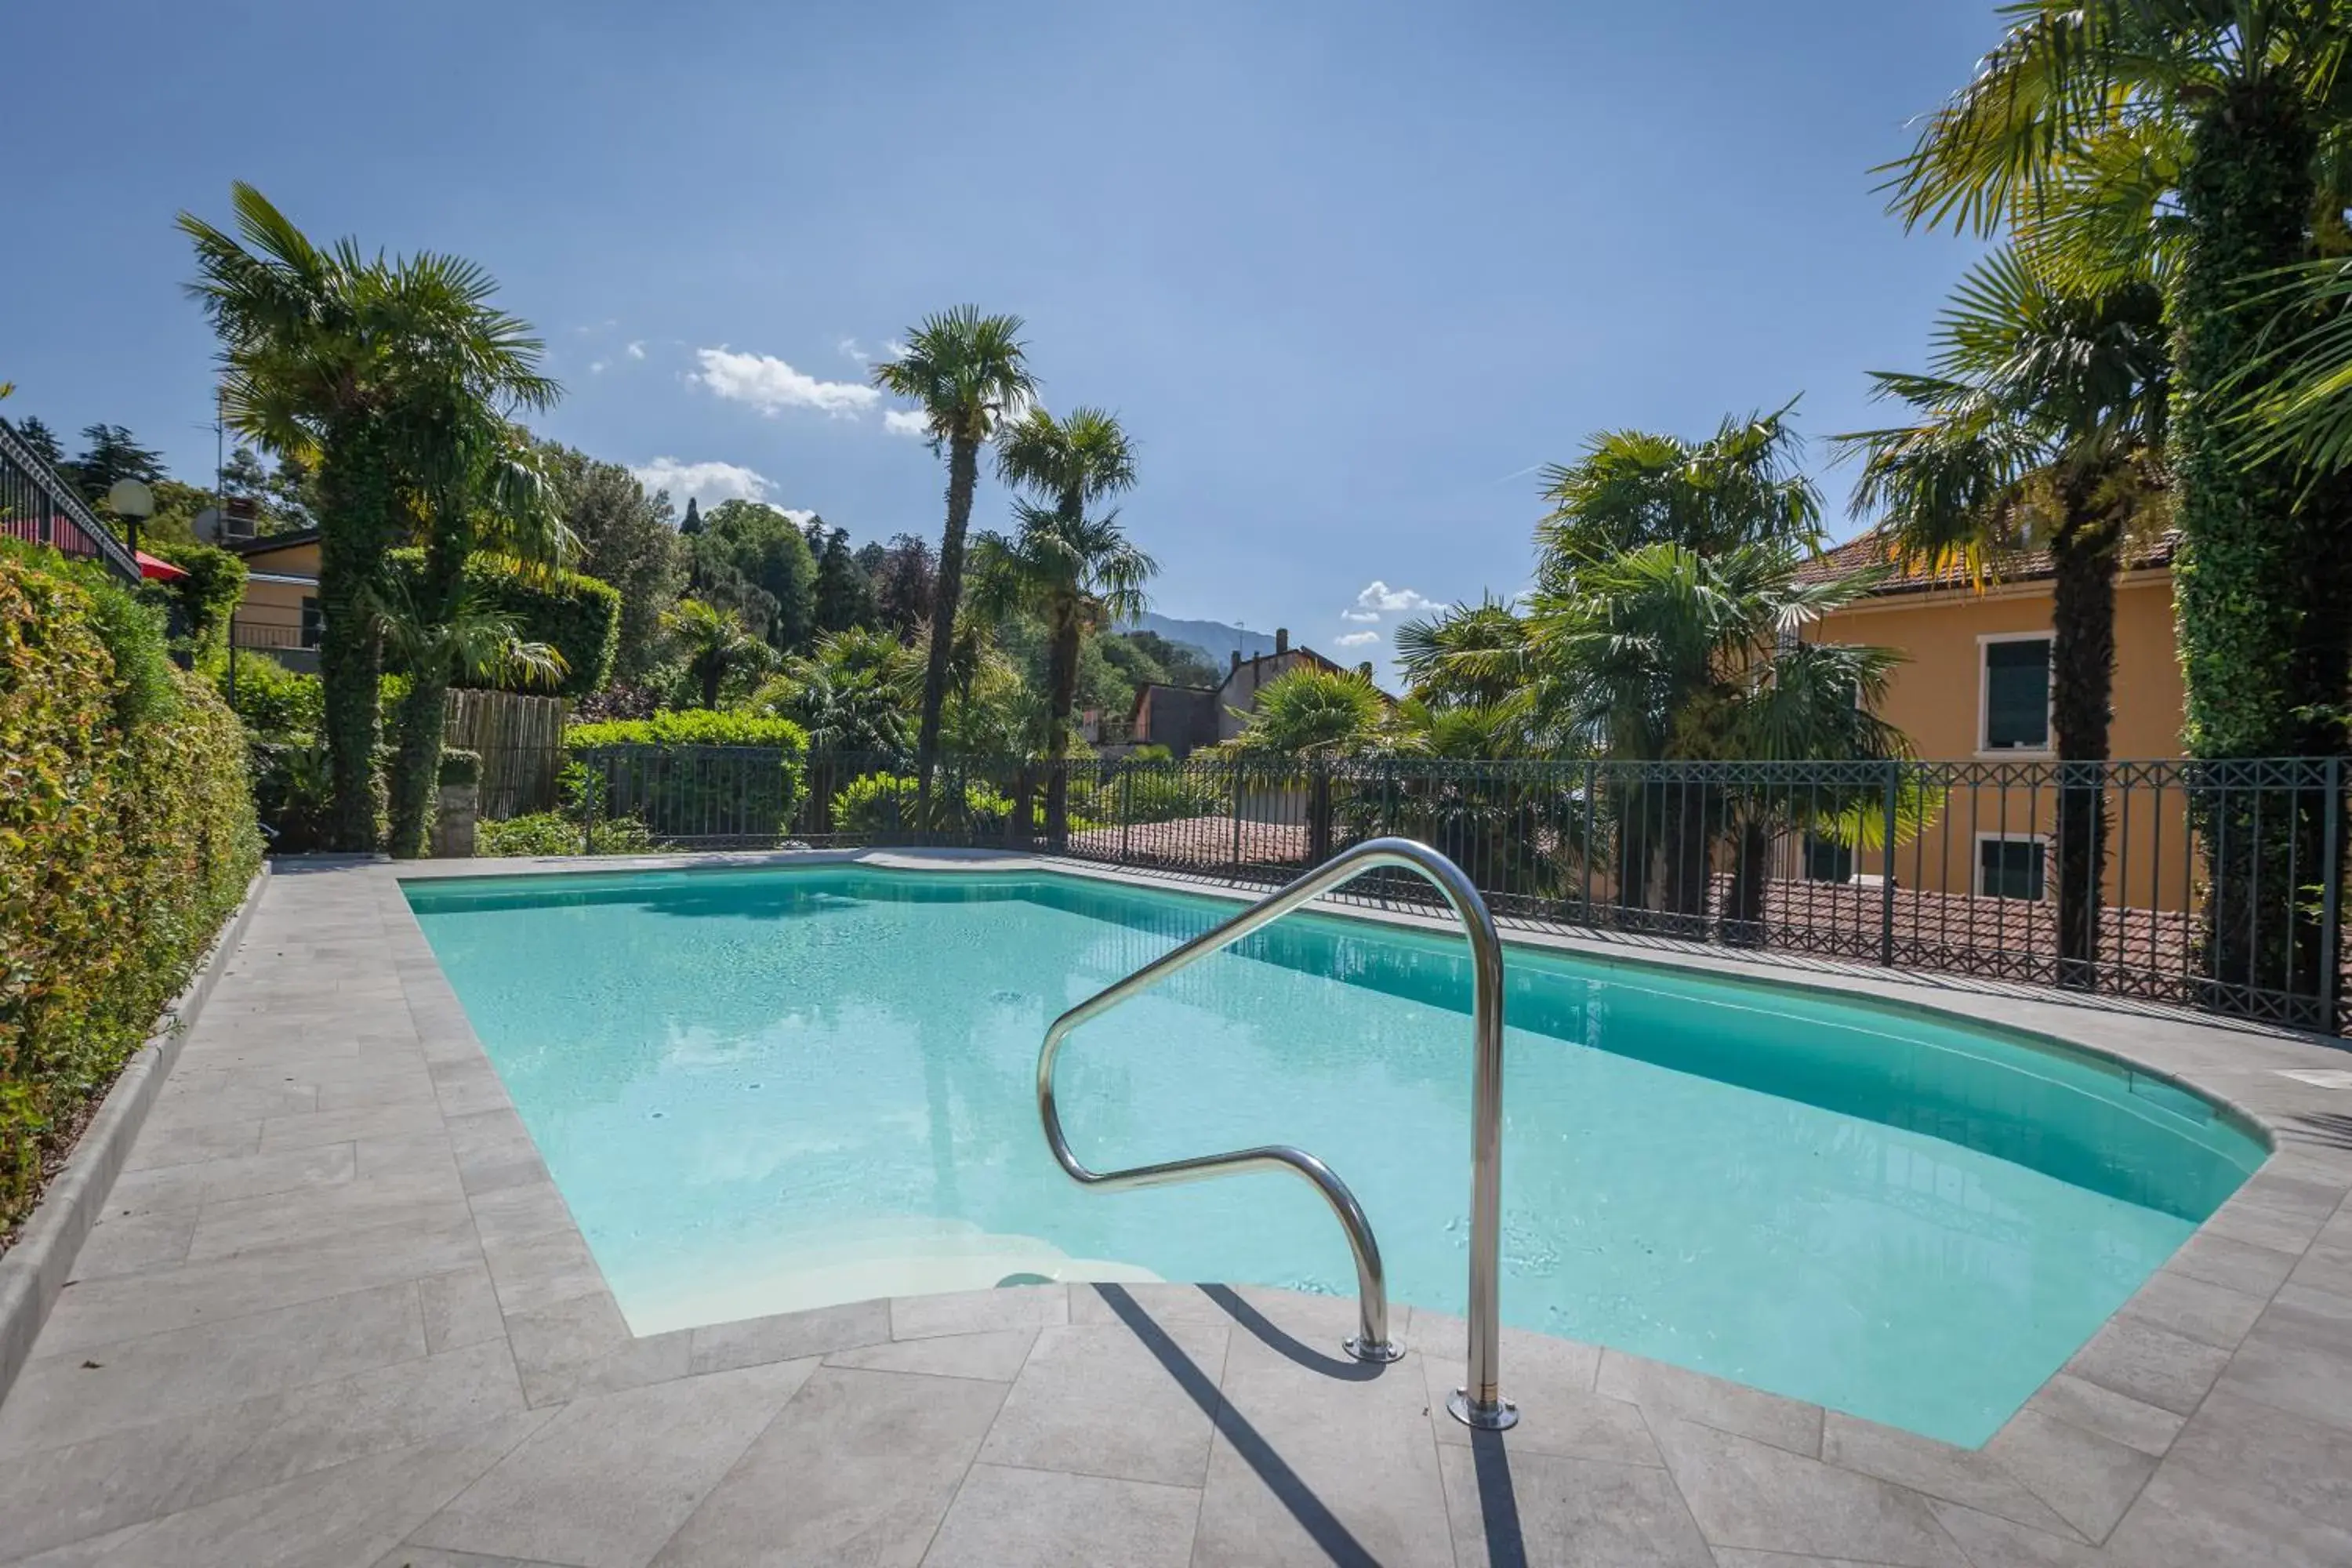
[1120,612,1279,669]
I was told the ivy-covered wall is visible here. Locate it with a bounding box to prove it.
[387,548,622,699]
[0,550,263,1235]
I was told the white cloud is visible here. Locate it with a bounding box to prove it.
[780,508,816,527]
[1339,607,1381,623]
[625,340,645,361]
[1334,630,1381,648]
[837,337,869,363]
[628,456,772,510]
[694,347,880,418]
[1353,580,1432,615]
[588,360,608,375]
[883,408,931,437]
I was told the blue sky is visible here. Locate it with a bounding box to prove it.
[4,1,1992,679]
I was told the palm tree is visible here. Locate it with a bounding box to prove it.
[1886,2,2352,1014]
[1537,404,1821,572]
[1394,597,1534,712]
[1527,543,1907,929]
[182,183,556,850]
[664,598,769,709]
[372,575,568,855]
[1223,664,1389,865]
[869,308,1037,811]
[976,408,1152,840]
[383,423,571,858]
[1839,245,2169,987]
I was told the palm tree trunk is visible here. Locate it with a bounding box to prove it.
[387,543,467,860]
[315,427,396,853]
[2049,488,2120,991]
[1724,815,1771,947]
[1044,608,1080,847]
[914,431,981,819]
[700,658,722,710]
[2173,82,2331,1019]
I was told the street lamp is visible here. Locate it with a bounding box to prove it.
[106,477,155,558]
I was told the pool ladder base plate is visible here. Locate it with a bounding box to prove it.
[1343,1336,1406,1365]
[1448,1389,1521,1431]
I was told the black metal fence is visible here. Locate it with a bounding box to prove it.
[466,746,2351,1034]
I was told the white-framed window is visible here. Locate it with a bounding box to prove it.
[1977,632,2053,754]
[1974,833,2049,901]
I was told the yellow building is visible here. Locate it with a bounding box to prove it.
[1805,532,2191,912]
[225,528,323,671]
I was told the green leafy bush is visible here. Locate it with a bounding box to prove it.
[478,811,653,856]
[217,651,325,737]
[1,553,262,1233]
[387,548,622,699]
[437,747,481,787]
[830,772,1013,835]
[564,712,809,843]
[148,540,246,656]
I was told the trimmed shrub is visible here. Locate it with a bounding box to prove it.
[1,553,262,1234]
[565,712,810,842]
[830,772,1012,835]
[218,650,325,738]
[437,747,481,787]
[387,548,622,699]
[477,811,653,857]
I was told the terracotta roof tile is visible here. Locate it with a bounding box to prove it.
[1798,528,2176,594]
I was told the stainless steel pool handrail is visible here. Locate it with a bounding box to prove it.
[1036,837,1516,1428]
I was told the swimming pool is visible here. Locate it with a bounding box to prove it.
[405,862,2264,1446]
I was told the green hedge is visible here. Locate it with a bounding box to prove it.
[387,549,621,699]
[217,650,325,737]
[565,713,811,842]
[1,551,263,1233]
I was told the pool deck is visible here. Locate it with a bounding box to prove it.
[2,849,2349,1566]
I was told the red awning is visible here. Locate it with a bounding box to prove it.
[136,550,188,583]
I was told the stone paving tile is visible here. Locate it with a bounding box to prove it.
[920,1465,1199,1568]
[1647,1416,1965,1567]
[418,1265,506,1354]
[463,1180,577,1247]
[118,1117,263,1173]
[0,1279,427,1456]
[2058,1312,2234,1416]
[1595,1350,1824,1457]
[1417,1328,1654,1468]
[2017,1373,2184,1459]
[408,1360,817,1568]
[2212,1284,2352,1433]
[824,1327,1038,1381]
[479,1225,608,1316]
[1820,1413,2078,1538]
[1438,1442,1714,1567]
[65,1210,197,1281]
[2140,1229,2299,1298]
[686,1298,893,1375]
[978,1320,1230,1487]
[2288,1241,2352,1298]
[889,1283,1069,1341]
[369,1549,578,1568]
[143,1077,318,1131]
[503,1290,691,1408]
[2114,1268,2271,1349]
[1192,1322,1453,1568]
[1067,1279,1243,1327]
[1924,1501,2106,1568]
[1,1521,162,1568]
[649,1366,1004,1568]
[260,1101,448,1152]
[77,1410,552,1568]
[105,1140,359,1218]
[184,1163,470,1263]
[1980,1406,2156,1544]
[2100,1466,2352,1568]
[2164,1385,2352,1530]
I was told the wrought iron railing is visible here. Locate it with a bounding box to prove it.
[444,746,2350,1033]
[0,418,140,579]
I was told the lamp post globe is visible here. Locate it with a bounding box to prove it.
[106,477,156,557]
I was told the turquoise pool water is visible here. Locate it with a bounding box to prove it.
[405,864,2263,1446]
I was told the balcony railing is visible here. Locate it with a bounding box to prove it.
[0,419,140,580]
